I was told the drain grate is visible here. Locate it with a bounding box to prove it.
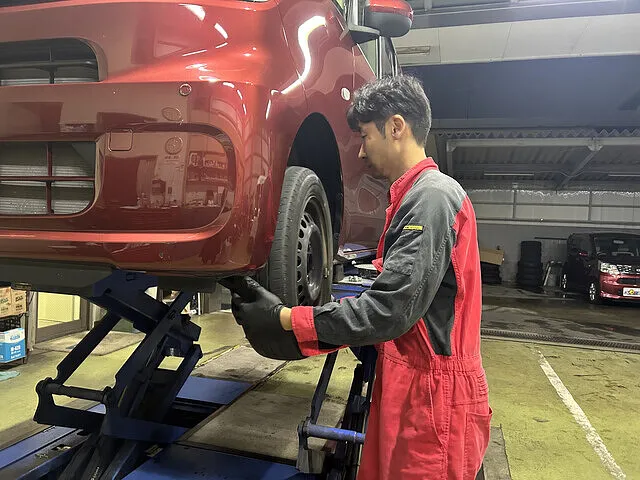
[481,328,640,353]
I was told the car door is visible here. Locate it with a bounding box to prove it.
[577,234,593,290]
[276,0,386,254]
[565,235,579,289]
[344,12,395,252]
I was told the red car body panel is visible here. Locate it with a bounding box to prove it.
[600,273,640,301]
[0,0,387,280]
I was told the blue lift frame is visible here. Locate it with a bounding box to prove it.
[0,274,376,480]
[29,270,206,479]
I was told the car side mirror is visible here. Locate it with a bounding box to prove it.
[346,0,413,44]
[364,0,413,38]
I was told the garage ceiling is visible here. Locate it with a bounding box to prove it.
[407,55,640,129]
[435,129,640,191]
[394,13,640,65]
[394,0,640,192]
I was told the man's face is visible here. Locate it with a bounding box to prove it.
[357,120,393,180]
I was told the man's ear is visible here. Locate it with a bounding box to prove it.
[390,115,407,139]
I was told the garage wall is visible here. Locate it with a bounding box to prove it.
[468,189,640,283]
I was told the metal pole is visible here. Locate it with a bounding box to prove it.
[43,383,109,403]
[305,424,366,444]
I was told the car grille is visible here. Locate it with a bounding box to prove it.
[619,278,640,286]
[0,142,96,215]
[0,39,98,86]
[617,265,640,275]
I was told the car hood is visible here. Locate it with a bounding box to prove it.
[598,256,640,267]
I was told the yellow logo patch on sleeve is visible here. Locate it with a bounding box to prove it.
[403,225,424,231]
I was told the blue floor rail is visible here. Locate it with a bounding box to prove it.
[124,445,314,480]
[0,376,251,480]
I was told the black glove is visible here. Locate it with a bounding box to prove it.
[220,276,305,361]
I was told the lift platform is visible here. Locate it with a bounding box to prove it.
[0,271,374,480]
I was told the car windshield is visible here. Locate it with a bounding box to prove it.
[594,235,640,258]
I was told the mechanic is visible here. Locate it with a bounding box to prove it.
[227,75,492,480]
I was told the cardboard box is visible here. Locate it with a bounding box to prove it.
[0,287,11,317]
[480,248,504,266]
[10,290,27,316]
[0,328,25,363]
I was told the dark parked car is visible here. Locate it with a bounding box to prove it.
[561,232,640,304]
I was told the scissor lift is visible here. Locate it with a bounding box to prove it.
[0,271,374,480]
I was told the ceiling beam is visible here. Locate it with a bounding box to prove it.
[447,137,640,149]
[455,163,640,177]
[555,145,603,189]
[459,179,640,192]
[459,164,564,175]
[411,0,640,29]
[446,141,455,176]
[430,118,640,130]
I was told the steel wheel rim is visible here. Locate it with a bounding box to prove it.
[296,197,325,305]
[589,282,597,302]
[561,274,568,290]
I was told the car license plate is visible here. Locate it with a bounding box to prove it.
[623,287,640,297]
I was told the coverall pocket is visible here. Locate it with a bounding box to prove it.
[463,408,492,479]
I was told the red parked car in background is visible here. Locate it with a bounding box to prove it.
[561,232,640,304]
[0,0,412,306]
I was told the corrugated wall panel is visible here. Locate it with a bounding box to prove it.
[515,190,590,205]
[471,188,639,283]
[473,203,514,219]
[516,205,590,221]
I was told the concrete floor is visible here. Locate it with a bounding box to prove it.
[483,284,640,347]
[0,296,639,479]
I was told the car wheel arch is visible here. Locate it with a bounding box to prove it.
[287,112,344,256]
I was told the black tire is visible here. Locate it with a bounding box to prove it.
[263,166,333,307]
[521,241,542,254]
[518,260,543,269]
[482,276,502,285]
[516,273,542,286]
[517,269,542,278]
[481,262,501,272]
[481,270,501,278]
[520,241,542,262]
[518,267,544,277]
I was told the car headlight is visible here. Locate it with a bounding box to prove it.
[599,262,620,275]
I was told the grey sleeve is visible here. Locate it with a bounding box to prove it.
[311,184,460,347]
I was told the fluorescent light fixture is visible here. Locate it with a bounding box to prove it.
[484,173,535,177]
[396,46,431,55]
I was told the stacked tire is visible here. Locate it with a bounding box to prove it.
[516,241,544,288]
[481,262,502,285]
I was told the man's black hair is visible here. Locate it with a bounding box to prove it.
[346,74,432,146]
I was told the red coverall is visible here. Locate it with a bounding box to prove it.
[291,159,492,479]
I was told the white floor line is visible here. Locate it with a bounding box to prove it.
[537,351,626,479]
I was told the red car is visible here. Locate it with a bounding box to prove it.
[561,232,640,304]
[0,0,412,305]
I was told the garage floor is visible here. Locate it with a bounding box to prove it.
[0,294,638,479]
[483,285,640,347]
